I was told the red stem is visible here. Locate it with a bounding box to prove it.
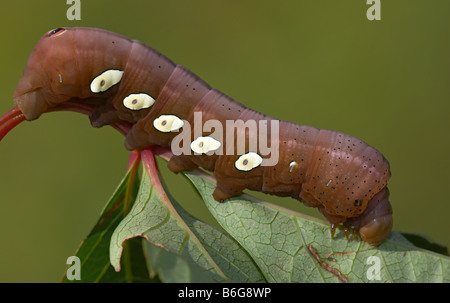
[141,148,162,184]
[0,102,173,163]
[126,149,141,170]
[0,102,133,141]
[0,107,26,141]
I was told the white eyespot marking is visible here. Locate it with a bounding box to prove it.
[289,161,298,173]
[235,152,263,171]
[123,93,155,110]
[326,179,333,187]
[190,136,221,154]
[153,115,184,132]
[58,74,63,83]
[90,69,124,93]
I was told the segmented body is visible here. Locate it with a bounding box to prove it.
[12,27,393,244]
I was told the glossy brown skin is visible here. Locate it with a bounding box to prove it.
[13,27,393,245]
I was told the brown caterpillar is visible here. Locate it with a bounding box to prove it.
[11,27,392,245]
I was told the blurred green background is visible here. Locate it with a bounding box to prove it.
[0,0,449,282]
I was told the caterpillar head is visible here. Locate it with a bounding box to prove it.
[13,27,130,120]
[349,188,393,246]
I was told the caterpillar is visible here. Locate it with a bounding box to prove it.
[11,27,392,245]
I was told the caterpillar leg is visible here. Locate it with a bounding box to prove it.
[212,182,244,202]
[89,102,120,128]
[167,155,199,173]
[124,123,154,150]
[343,222,359,242]
[331,224,337,238]
[330,222,358,242]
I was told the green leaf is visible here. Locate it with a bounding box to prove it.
[144,241,214,283]
[62,154,153,283]
[183,169,450,283]
[64,148,450,283]
[110,150,265,282]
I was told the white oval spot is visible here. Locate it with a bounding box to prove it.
[123,93,155,110]
[90,69,124,93]
[235,152,263,171]
[289,161,298,173]
[153,115,184,132]
[190,136,221,154]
